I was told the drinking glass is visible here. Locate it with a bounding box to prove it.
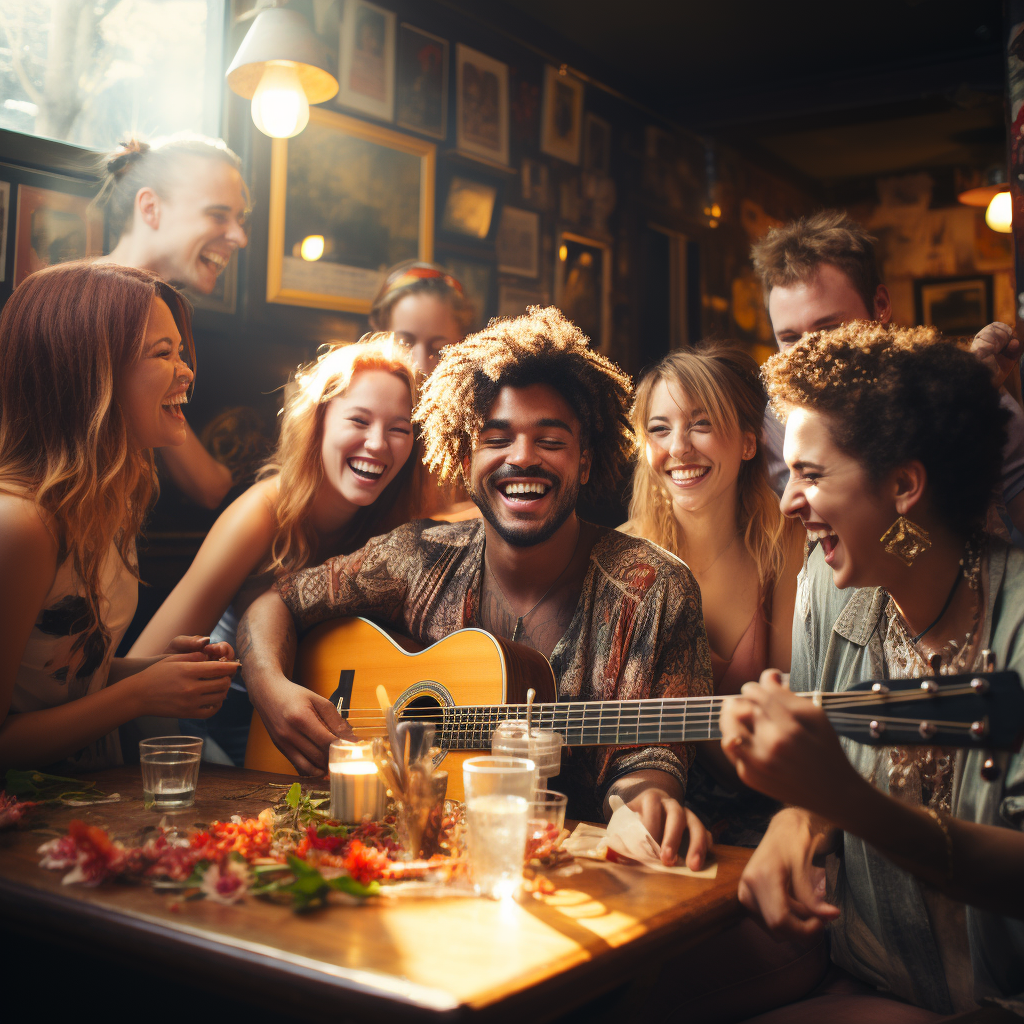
[140,750,201,809]
[527,789,567,837]
[139,736,203,757]
[463,756,536,899]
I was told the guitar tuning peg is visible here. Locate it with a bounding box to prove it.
[981,755,1001,782]
[982,649,995,672]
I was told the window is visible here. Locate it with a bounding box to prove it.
[0,0,225,150]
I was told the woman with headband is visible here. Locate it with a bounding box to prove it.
[369,260,480,521]
[95,135,250,510]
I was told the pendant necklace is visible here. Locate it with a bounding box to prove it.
[485,520,582,642]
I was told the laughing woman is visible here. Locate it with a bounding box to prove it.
[720,323,1024,1022]
[622,345,803,845]
[0,262,237,772]
[130,336,418,764]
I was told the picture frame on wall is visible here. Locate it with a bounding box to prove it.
[14,182,103,287]
[914,274,994,338]
[396,23,448,140]
[267,107,435,313]
[440,174,501,242]
[456,44,509,166]
[496,206,539,277]
[338,0,396,122]
[0,180,10,282]
[498,282,544,318]
[555,230,610,352]
[439,252,495,331]
[583,113,611,175]
[540,65,584,165]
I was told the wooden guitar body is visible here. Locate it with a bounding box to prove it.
[243,617,556,799]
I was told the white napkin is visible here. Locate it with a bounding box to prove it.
[562,796,718,878]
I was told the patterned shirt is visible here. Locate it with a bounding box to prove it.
[278,518,713,820]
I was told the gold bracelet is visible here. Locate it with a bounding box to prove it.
[923,806,954,885]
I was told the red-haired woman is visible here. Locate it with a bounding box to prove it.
[0,262,237,772]
[130,336,418,766]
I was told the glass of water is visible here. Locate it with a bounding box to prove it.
[140,750,201,810]
[463,756,536,899]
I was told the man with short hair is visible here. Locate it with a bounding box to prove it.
[751,210,1024,535]
[237,307,714,867]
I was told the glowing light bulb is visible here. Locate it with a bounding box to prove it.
[300,234,324,261]
[251,63,309,139]
[986,190,1012,233]
[558,244,568,261]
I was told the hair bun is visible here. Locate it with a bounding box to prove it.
[107,139,150,176]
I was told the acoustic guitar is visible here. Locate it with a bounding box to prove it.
[244,617,1024,800]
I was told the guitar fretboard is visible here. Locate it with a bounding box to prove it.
[437,697,724,750]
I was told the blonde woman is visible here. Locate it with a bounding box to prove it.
[131,335,418,764]
[622,345,803,844]
[0,262,237,772]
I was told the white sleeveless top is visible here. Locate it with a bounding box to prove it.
[14,540,138,771]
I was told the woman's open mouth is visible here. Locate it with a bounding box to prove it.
[162,393,187,422]
[669,466,710,487]
[348,457,386,482]
[199,249,229,276]
[806,525,839,562]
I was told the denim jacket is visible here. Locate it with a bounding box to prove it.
[791,542,1024,1015]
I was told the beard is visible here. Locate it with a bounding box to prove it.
[470,465,581,547]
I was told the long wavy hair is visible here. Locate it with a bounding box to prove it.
[628,345,788,591]
[259,334,418,575]
[0,260,196,637]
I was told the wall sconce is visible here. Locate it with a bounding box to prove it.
[226,4,338,139]
[957,165,1011,234]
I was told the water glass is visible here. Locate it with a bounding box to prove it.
[463,756,535,899]
[527,789,567,838]
[140,750,201,809]
[139,735,203,757]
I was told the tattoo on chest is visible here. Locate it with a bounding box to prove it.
[478,580,573,658]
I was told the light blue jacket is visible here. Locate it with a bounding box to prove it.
[791,542,1024,1014]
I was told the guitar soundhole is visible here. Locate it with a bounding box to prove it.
[399,694,445,726]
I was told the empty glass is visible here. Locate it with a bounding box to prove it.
[140,750,201,809]
[527,789,567,837]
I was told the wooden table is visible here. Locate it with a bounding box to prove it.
[0,765,750,1023]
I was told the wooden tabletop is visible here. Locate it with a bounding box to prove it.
[0,764,750,1023]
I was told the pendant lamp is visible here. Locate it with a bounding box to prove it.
[226,4,338,139]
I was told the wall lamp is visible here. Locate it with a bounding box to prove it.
[226,2,338,139]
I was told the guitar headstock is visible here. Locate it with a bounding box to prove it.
[827,671,1024,751]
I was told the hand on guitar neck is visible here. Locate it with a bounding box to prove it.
[237,589,355,774]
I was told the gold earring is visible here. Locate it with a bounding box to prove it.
[880,515,931,567]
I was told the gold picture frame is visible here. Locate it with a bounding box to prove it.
[555,230,611,353]
[267,107,435,313]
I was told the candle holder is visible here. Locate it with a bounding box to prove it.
[329,739,386,823]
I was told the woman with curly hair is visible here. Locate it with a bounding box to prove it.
[719,322,1024,1021]
[0,262,237,772]
[622,345,803,846]
[130,336,418,764]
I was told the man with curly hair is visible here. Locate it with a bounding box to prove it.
[236,307,714,868]
[751,211,1024,537]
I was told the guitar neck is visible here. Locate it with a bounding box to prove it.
[436,671,1022,751]
[440,697,725,749]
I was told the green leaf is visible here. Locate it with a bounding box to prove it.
[3,769,104,803]
[285,782,302,809]
[314,824,351,839]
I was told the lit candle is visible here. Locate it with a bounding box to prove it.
[329,740,386,822]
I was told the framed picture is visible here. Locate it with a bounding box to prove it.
[440,175,500,241]
[555,231,610,352]
[14,183,103,287]
[0,180,9,283]
[267,107,435,313]
[338,0,396,122]
[396,23,448,139]
[456,44,509,166]
[583,113,611,175]
[520,157,552,210]
[540,66,584,165]
[439,253,494,331]
[914,275,994,338]
[498,282,543,318]
[496,206,539,277]
[183,257,237,315]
